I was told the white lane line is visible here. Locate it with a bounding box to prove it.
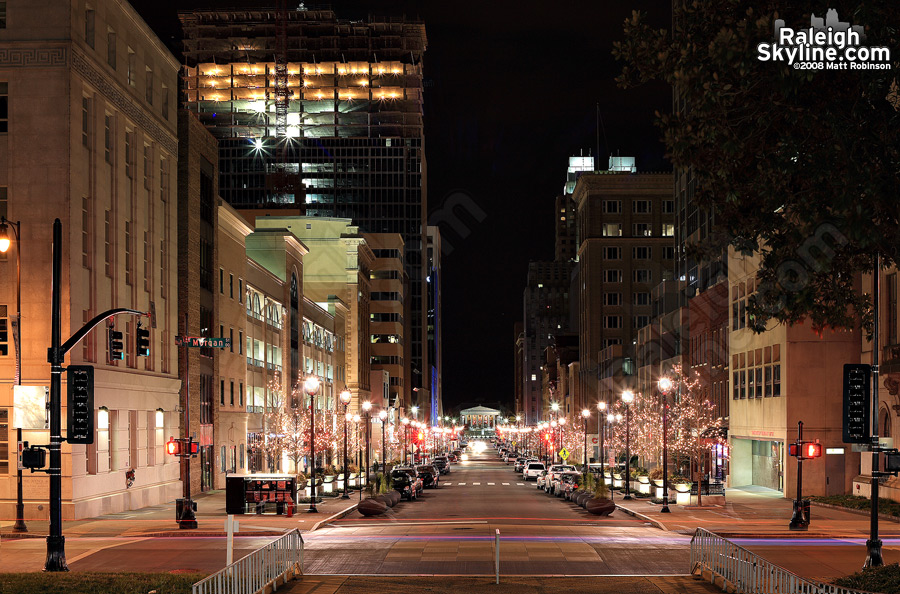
[516,482,524,486]
[487,482,495,485]
[457,482,466,485]
[502,482,510,485]
[473,482,481,485]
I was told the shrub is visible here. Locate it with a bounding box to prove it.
[648,467,664,481]
[581,472,596,492]
[631,466,649,477]
[834,563,900,593]
[592,478,610,500]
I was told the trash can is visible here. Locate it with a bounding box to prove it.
[801,499,811,524]
[175,498,196,523]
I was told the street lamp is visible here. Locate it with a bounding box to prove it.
[378,409,388,472]
[352,414,362,500]
[1,217,25,533]
[597,402,608,487]
[581,409,590,481]
[362,401,372,483]
[658,376,674,513]
[339,389,352,499]
[609,413,619,501]
[304,375,320,513]
[621,390,635,500]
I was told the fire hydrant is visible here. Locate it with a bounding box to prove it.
[285,495,294,518]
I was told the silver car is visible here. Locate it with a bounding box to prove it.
[541,464,576,491]
[523,462,545,481]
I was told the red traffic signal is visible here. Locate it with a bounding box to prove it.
[189,440,199,455]
[166,438,181,456]
[804,442,822,458]
[417,431,425,442]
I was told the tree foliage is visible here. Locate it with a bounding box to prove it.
[613,1,900,336]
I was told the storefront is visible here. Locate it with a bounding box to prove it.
[730,436,783,492]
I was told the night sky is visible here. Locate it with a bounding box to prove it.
[132,0,672,414]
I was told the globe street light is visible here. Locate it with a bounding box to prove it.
[304,375,321,513]
[1,217,26,533]
[362,401,372,484]
[581,409,590,481]
[658,376,674,513]
[621,389,635,500]
[339,389,352,499]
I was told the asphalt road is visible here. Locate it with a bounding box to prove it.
[302,446,695,575]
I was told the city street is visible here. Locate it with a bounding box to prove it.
[302,446,693,575]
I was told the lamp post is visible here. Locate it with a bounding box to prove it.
[1,217,26,533]
[621,390,635,500]
[401,417,410,464]
[610,413,621,501]
[658,377,674,513]
[581,409,590,481]
[362,401,372,483]
[353,414,362,500]
[378,409,388,472]
[597,402,607,487]
[339,389,352,499]
[304,375,320,513]
[551,402,560,464]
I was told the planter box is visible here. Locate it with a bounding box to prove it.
[638,481,651,495]
[675,491,691,505]
[655,486,666,499]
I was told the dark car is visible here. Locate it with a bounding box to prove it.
[416,465,440,488]
[391,467,424,500]
[447,453,458,462]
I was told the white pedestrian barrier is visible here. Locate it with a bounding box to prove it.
[193,529,302,594]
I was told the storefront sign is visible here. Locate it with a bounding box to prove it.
[749,430,776,437]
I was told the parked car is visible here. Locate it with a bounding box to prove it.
[535,469,549,488]
[416,465,440,488]
[432,456,450,474]
[560,473,581,500]
[542,465,576,491]
[553,470,582,496]
[391,467,424,499]
[447,453,458,462]
[391,468,420,501]
[513,457,529,473]
[523,462,545,481]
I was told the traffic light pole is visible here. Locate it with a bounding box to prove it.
[789,421,808,531]
[180,312,198,529]
[45,220,146,571]
[866,253,884,567]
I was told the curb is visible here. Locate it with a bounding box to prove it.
[809,500,900,523]
[615,504,668,532]
[310,502,359,532]
[0,529,289,539]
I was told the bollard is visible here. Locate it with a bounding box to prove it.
[495,528,500,584]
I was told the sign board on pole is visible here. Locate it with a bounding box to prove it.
[67,365,95,444]
[13,385,48,429]
[175,336,231,348]
[558,447,570,461]
[842,363,871,444]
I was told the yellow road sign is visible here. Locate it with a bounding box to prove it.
[558,447,570,460]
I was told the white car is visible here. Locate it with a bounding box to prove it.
[541,464,576,491]
[523,462,545,481]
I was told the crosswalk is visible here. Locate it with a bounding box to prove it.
[445,481,528,487]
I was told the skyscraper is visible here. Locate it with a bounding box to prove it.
[178,7,431,394]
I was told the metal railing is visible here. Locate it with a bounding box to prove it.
[193,529,302,594]
[690,528,874,594]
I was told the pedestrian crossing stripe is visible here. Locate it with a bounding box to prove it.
[458,482,466,485]
[502,482,509,485]
[516,482,524,485]
[487,482,495,485]
[473,482,481,485]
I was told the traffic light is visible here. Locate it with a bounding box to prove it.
[189,440,199,455]
[166,437,181,456]
[108,328,124,361]
[417,431,425,443]
[804,442,822,459]
[136,324,150,357]
[788,443,799,457]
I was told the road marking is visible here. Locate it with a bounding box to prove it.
[473,482,481,485]
[517,482,524,486]
[487,482,495,485]
[66,537,151,564]
[457,482,466,485]
[332,520,489,528]
[502,483,510,485]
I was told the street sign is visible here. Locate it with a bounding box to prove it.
[67,365,94,444]
[842,364,870,444]
[175,336,231,348]
[558,447,570,460]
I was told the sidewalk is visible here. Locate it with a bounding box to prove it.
[0,490,359,539]
[613,485,900,538]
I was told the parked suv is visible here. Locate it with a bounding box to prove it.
[432,456,450,475]
[391,467,424,499]
[416,465,440,488]
[523,462,545,481]
[542,465,576,491]
[553,470,582,496]
[560,473,581,500]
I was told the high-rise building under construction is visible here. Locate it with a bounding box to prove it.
[178,6,432,395]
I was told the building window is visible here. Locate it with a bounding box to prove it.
[81,197,90,268]
[733,371,739,400]
[603,246,620,260]
[230,380,235,405]
[663,246,675,260]
[104,114,112,163]
[0,82,8,133]
[239,331,243,354]
[602,200,621,214]
[143,144,151,190]
[635,315,650,328]
[605,269,622,283]
[662,223,675,237]
[633,246,651,260]
[125,130,134,178]
[145,67,153,104]
[0,3,6,29]
[633,269,651,283]
[161,85,169,120]
[633,223,651,237]
[229,274,234,298]
[0,305,8,356]
[604,293,621,306]
[662,200,675,214]
[199,375,213,423]
[773,363,781,397]
[632,200,651,214]
[219,269,224,294]
[239,382,244,406]
[81,97,90,147]
[143,230,151,293]
[238,279,243,303]
[602,223,622,237]
[604,315,622,329]
[633,292,650,306]
[84,7,95,48]
[220,379,225,406]
[127,48,136,87]
[124,220,133,286]
[200,171,213,223]
[229,328,234,352]
[107,29,116,69]
[199,239,213,291]
[104,209,112,276]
